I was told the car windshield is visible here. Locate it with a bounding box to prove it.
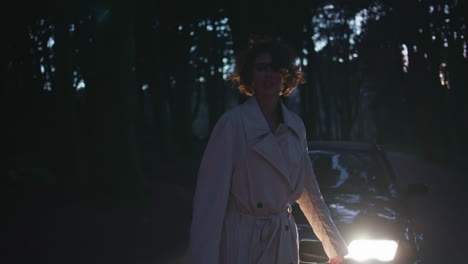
[309,149,393,195]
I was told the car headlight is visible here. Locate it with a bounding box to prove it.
[345,240,399,262]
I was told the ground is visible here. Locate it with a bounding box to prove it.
[387,152,468,264]
[2,151,466,264]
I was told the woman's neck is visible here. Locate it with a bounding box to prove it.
[255,95,282,131]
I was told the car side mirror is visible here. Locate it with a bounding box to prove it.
[407,183,428,196]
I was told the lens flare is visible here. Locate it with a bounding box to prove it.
[345,240,398,262]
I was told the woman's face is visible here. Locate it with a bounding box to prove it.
[251,52,283,97]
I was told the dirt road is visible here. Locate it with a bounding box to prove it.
[4,152,465,264]
[157,152,468,264]
[387,153,468,264]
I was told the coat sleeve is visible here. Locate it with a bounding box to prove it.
[188,113,235,264]
[296,125,349,259]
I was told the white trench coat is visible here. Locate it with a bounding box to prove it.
[188,96,348,264]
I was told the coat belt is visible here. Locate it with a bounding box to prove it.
[227,199,295,263]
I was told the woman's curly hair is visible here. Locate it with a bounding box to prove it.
[230,37,305,96]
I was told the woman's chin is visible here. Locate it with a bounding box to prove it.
[256,87,281,97]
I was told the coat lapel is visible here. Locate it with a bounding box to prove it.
[280,99,302,140]
[241,96,301,186]
[251,133,291,181]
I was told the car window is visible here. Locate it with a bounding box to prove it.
[309,150,392,195]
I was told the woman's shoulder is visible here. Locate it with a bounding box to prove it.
[209,104,243,134]
[217,102,245,123]
[207,104,245,144]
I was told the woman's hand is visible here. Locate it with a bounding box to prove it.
[328,256,344,264]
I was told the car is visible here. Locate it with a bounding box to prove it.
[292,141,425,264]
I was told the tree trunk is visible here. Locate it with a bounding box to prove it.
[51,5,78,190]
[85,0,146,200]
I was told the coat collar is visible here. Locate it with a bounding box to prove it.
[242,95,301,142]
[241,95,302,188]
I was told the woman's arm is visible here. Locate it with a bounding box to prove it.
[296,152,349,259]
[188,114,235,264]
[295,124,348,260]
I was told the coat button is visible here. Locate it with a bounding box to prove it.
[257,202,263,209]
[285,225,289,231]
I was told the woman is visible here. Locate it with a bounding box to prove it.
[188,38,348,264]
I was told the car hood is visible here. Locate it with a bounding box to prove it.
[296,193,407,240]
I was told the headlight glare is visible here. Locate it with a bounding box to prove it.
[345,240,398,262]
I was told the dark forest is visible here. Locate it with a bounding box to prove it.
[2,0,467,263]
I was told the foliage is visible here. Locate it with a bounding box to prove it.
[3,0,467,194]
